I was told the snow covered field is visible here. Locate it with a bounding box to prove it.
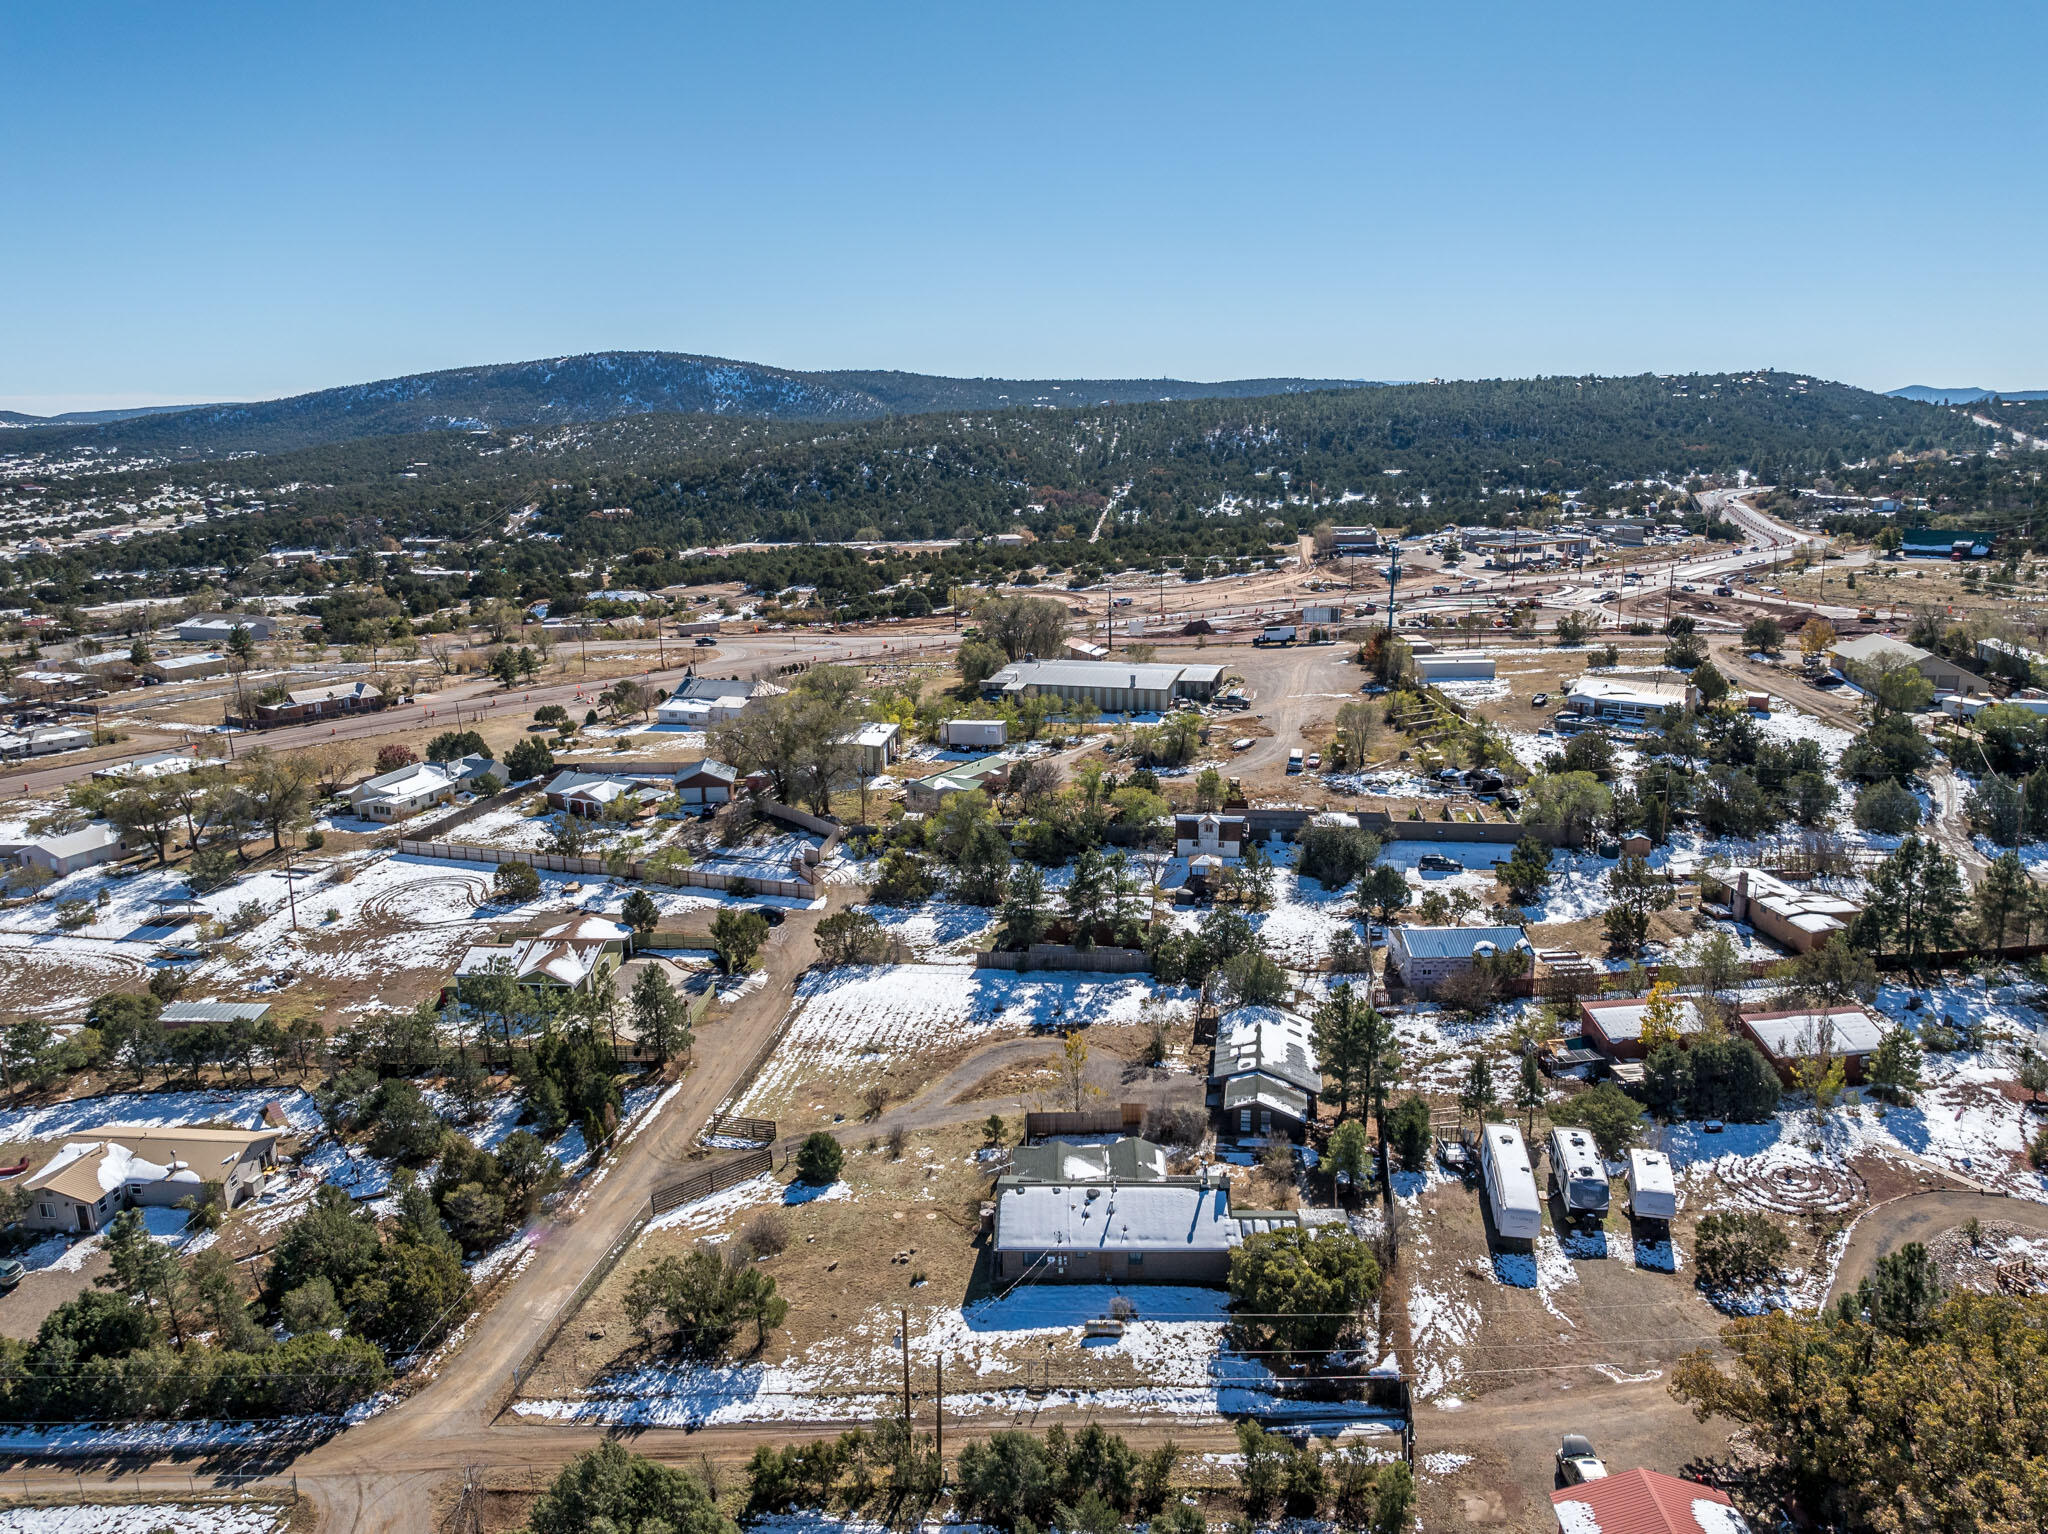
[735,964,1177,1117]
[0,1504,284,1533]
[518,1281,1398,1428]
[0,1087,320,1142]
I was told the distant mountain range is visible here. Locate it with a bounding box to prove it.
[1887,385,2048,405]
[0,402,216,427]
[0,352,1374,459]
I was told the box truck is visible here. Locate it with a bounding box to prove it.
[1626,1149,1676,1225]
[1547,1127,1610,1222]
[1480,1123,1543,1244]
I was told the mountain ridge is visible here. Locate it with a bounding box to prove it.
[0,351,1374,459]
[1887,384,2048,405]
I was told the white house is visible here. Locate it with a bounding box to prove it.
[1565,675,1698,724]
[22,1127,280,1234]
[656,676,756,727]
[350,754,497,822]
[1173,813,1248,858]
[839,721,902,775]
[1414,653,1497,682]
[456,916,629,996]
[176,614,275,644]
[2,823,125,877]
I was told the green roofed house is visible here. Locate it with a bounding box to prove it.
[903,753,1011,812]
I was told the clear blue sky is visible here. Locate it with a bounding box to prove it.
[4,1,2044,413]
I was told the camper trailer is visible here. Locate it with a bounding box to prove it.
[1547,1126,1610,1222]
[1626,1149,1676,1225]
[1480,1123,1543,1245]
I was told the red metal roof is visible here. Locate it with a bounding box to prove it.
[1551,1468,1746,1534]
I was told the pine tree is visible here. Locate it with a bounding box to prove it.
[1459,1052,1496,1122]
[1515,1048,1545,1129]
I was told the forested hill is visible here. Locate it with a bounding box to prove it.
[12,372,1999,606]
[1,352,1370,459]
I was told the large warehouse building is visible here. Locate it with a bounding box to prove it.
[982,659,1227,714]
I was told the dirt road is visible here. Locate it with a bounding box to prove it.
[1824,1188,2048,1303]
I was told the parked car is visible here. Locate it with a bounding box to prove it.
[744,905,787,927]
[1232,737,1254,751]
[1305,752,1321,769]
[1556,1436,1607,1485]
[1417,852,1463,873]
[0,1257,22,1292]
[1531,692,1549,706]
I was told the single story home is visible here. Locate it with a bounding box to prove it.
[991,1154,1298,1285]
[349,754,497,822]
[1565,675,1698,724]
[839,721,902,775]
[1977,637,2047,682]
[255,681,384,726]
[22,1126,281,1234]
[1737,1003,1887,1084]
[655,676,757,728]
[0,726,92,758]
[1830,634,1982,698]
[455,916,629,996]
[1387,925,1531,995]
[903,754,1011,812]
[1174,813,1248,859]
[1552,1468,1751,1534]
[1580,994,1706,1061]
[542,770,663,820]
[1699,866,1859,954]
[92,750,201,782]
[1210,1005,1322,1141]
[941,717,1006,750]
[177,614,275,644]
[143,651,230,684]
[674,759,739,805]
[2,823,125,877]
[1414,653,1497,682]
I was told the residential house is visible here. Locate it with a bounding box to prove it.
[158,1001,272,1034]
[1901,528,1992,559]
[655,676,756,727]
[1551,1468,1751,1534]
[143,651,230,684]
[455,916,629,996]
[1830,633,1982,697]
[1699,866,1859,954]
[255,681,384,726]
[1736,1003,1887,1085]
[1579,994,1706,1062]
[903,754,1011,812]
[21,1127,281,1234]
[1387,925,1531,995]
[941,718,1007,750]
[0,726,93,759]
[541,769,665,820]
[1,823,125,877]
[176,614,275,644]
[92,750,201,783]
[1564,675,1698,724]
[1173,813,1248,859]
[991,1143,1299,1285]
[1977,636,2047,683]
[349,754,498,822]
[1210,1005,1321,1141]
[839,721,902,775]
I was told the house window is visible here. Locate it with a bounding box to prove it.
[1128,1252,1144,1267]
[1239,1109,1251,1133]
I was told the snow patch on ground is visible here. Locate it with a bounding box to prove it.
[0,1506,284,1533]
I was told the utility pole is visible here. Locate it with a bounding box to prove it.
[900,1307,912,1434]
[934,1354,944,1468]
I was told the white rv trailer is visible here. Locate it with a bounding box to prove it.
[1626,1149,1677,1224]
[1480,1122,1543,1243]
[1547,1126,1611,1220]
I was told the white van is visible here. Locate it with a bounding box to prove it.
[1480,1123,1543,1244]
[1626,1149,1676,1224]
[1547,1127,1610,1221]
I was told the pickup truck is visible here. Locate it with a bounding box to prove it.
[1287,748,1304,773]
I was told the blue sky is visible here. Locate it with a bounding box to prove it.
[3,2,2044,412]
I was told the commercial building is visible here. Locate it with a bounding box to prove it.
[1463,529,1592,563]
[255,681,384,726]
[1387,925,1531,995]
[1564,675,1698,724]
[1210,1005,1321,1141]
[1329,527,1383,556]
[349,754,497,822]
[176,614,275,644]
[990,1140,1300,1285]
[143,651,230,684]
[1737,1003,1887,1085]
[1830,634,1983,697]
[1579,994,1706,1061]
[1699,866,1859,954]
[22,1126,281,1234]
[1414,653,1497,682]
[981,659,1226,714]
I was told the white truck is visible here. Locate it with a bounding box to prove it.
[1258,624,1298,645]
[1480,1123,1543,1244]
[1547,1126,1610,1222]
[1626,1148,1677,1225]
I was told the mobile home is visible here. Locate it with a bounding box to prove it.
[1480,1123,1543,1244]
[1546,1126,1610,1221]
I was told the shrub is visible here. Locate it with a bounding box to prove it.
[304,829,326,850]
[374,743,417,774]
[1386,1093,1432,1171]
[738,1211,789,1259]
[493,861,542,903]
[1854,779,1922,835]
[795,1131,843,1185]
[1694,1210,1790,1291]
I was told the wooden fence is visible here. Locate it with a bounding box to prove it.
[651,1147,774,1214]
[977,943,1151,973]
[703,1113,778,1147]
[1024,1104,1144,1139]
